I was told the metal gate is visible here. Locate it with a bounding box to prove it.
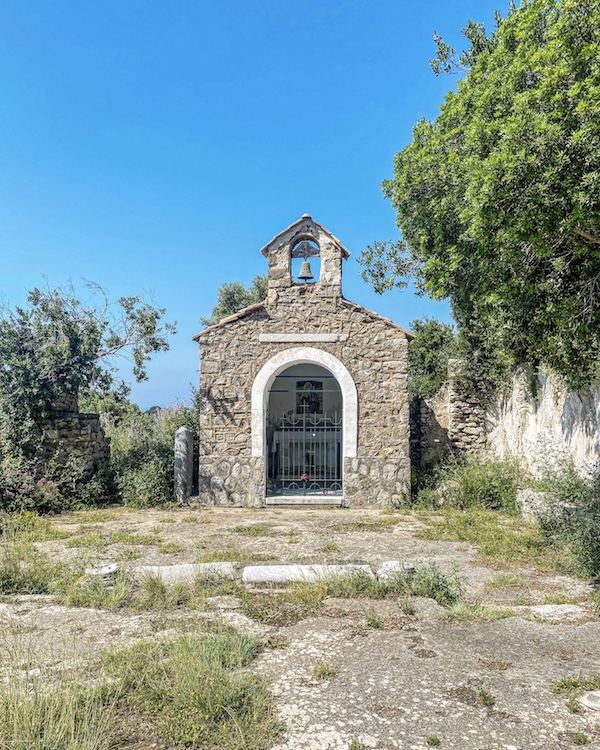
[266,410,343,496]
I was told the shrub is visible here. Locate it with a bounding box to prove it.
[536,462,600,579]
[109,399,199,507]
[102,624,279,749]
[0,460,61,514]
[418,456,520,513]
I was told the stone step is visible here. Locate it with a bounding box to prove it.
[265,495,343,507]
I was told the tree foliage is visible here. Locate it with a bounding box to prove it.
[200,276,267,327]
[361,0,600,387]
[0,283,176,458]
[409,318,457,398]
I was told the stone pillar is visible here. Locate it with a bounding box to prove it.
[174,426,194,504]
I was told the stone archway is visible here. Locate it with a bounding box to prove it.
[251,348,358,494]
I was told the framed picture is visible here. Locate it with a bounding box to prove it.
[296,380,323,414]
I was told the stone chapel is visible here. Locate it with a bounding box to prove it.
[193,215,413,507]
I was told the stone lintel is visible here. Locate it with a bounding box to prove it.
[258,333,349,343]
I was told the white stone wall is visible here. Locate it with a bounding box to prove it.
[486,371,600,475]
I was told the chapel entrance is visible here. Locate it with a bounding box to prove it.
[266,364,343,497]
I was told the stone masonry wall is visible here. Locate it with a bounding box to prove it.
[447,360,487,454]
[196,283,411,507]
[37,409,110,480]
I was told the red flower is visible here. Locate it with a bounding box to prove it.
[300,473,308,481]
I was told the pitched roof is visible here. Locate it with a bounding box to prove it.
[192,301,266,340]
[192,297,414,341]
[259,214,351,259]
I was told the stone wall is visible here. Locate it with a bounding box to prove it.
[447,361,488,454]
[411,386,452,468]
[36,396,110,479]
[414,366,600,477]
[196,284,411,507]
[486,370,600,476]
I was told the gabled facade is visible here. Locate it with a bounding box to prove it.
[193,215,413,507]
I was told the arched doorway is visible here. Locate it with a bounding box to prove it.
[251,347,358,500]
[267,363,342,496]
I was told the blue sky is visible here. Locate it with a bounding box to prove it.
[0,0,501,409]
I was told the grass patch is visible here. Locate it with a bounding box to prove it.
[479,688,495,707]
[159,541,184,554]
[485,572,528,589]
[443,601,512,623]
[311,661,338,680]
[341,516,397,532]
[321,542,340,554]
[66,529,161,551]
[0,659,113,749]
[103,624,279,749]
[365,606,381,628]
[415,508,575,573]
[232,524,272,537]
[550,674,600,696]
[196,546,277,563]
[570,733,589,745]
[0,520,67,595]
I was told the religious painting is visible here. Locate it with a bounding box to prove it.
[296,380,323,414]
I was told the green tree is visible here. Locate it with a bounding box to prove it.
[409,318,457,398]
[0,283,176,459]
[360,0,600,387]
[200,275,267,327]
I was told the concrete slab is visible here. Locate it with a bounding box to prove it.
[133,562,238,583]
[242,563,373,585]
[376,560,416,579]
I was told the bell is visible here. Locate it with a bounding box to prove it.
[297,259,314,282]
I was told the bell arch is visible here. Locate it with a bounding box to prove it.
[251,347,358,460]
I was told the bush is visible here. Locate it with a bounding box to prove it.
[417,456,520,513]
[536,461,600,579]
[108,399,199,508]
[0,460,61,514]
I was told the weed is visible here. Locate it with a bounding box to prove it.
[551,674,600,695]
[570,732,589,745]
[60,570,135,610]
[426,736,441,747]
[265,634,290,649]
[0,662,113,749]
[116,547,142,561]
[485,572,528,588]
[240,583,325,627]
[479,658,512,671]
[348,739,365,750]
[159,516,177,523]
[399,597,416,616]
[102,623,280,748]
[365,606,381,628]
[311,661,338,680]
[321,542,340,554]
[567,699,583,714]
[479,688,495,706]
[416,508,575,573]
[0,526,66,595]
[159,541,184,554]
[232,524,272,537]
[420,457,520,513]
[443,602,512,623]
[342,516,396,532]
[196,546,277,563]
